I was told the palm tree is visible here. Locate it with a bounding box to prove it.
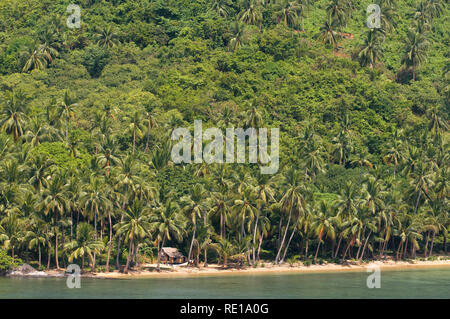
[378,2,397,33]
[276,167,307,264]
[39,171,69,269]
[115,200,152,273]
[96,136,121,177]
[326,0,348,28]
[0,214,24,263]
[27,154,53,191]
[383,129,404,178]
[427,105,448,137]
[38,26,60,64]
[232,186,259,241]
[208,0,231,17]
[409,162,434,215]
[80,176,112,270]
[297,0,310,32]
[239,0,263,32]
[144,104,158,153]
[58,90,78,143]
[402,29,429,81]
[180,184,208,266]
[311,201,336,262]
[358,29,384,68]
[64,222,104,271]
[211,237,235,267]
[0,90,28,142]
[244,106,263,129]
[229,21,247,52]
[151,200,184,272]
[21,45,47,72]
[96,26,120,48]
[208,189,232,239]
[276,1,300,30]
[26,217,48,269]
[318,18,340,51]
[127,111,144,154]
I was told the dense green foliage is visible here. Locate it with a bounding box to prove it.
[0,0,448,272]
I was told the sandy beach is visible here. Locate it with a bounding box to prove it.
[76,257,450,279]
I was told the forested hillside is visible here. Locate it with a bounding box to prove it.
[0,0,448,272]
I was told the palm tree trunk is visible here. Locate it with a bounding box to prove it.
[413,191,422,215]
[275,209,292,264]
[252,215,259,264]
[429,231,435,257]
[70,211,73,241]
[360,230,372,260]
[38,244,41,268]
[47,245,51,270]
[124,238,133,273]
[402,238,408,259]
[115,214,124,269]
[132,126,136,154]
[188,224,196,266]
[334,235,343,258]
[157,235,166,272]
[281,216,300,263]
[145,119,151,152]
[55,231,59,269]
[424,231,430,257]
[106,211,113,272]
[304,239,309,259]
[257,230,263,261]
[314,239,321,262]
[65,117,69,143]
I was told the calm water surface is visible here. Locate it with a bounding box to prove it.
[1,267,449,299]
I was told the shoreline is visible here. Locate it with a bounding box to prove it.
[23,257,449,280]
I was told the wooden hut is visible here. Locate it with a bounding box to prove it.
[160,247,186,264]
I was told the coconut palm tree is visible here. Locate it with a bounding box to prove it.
[39,171,69,269]
[58,90,78,144]
[151,200,184,272]
[21,45,47,72]
[229,21,247,52]
[276,167,307,264]
[326,0,348,28]
[239,0,263,31]
[144,105,158,153]
[64,222,104,271]
[0,90,28,142]
[96,26,120,48]
[211,237,236,267]
[297,0,310,32]
[208,0,232,17]
[276,1,300,30]
[126,111,144,154]
[402,29,429,81]
[180,184,208,266]
[115,200,152,273]
[358,29,384,68]
[26,217,48,268]
[318,18,340,51]
[232,186,259,240]
[0,214,24,263]
[311,201,336,262]
[38,26,60,64]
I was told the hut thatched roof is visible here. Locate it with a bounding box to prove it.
[161,247,184,258]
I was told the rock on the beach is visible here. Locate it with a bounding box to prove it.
[7,263,48,277]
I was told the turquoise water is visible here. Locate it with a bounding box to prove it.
[0,267,449,298]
